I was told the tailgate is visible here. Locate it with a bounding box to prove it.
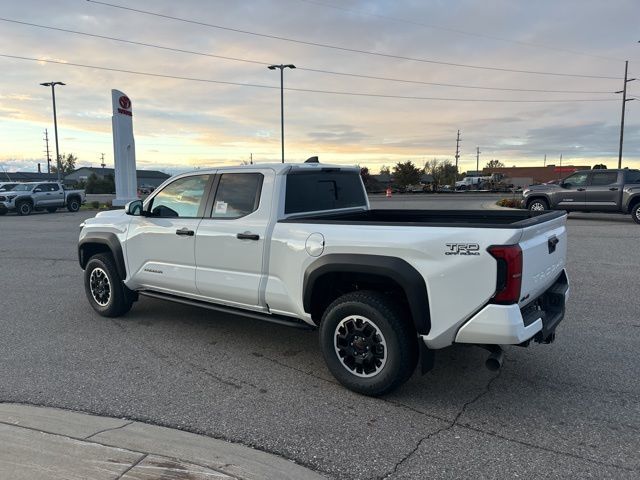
[518,212,567,307]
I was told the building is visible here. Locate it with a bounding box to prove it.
[0,172,60,183]
[64,167,170,188]
[482,165,591,187]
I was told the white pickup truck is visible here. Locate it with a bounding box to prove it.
[78,161,569,395]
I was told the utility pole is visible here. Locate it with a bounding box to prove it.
[559,154,563,180]
[543,154,546,167]
[454,130,461,176]
[43,129,51,174]
[250,153,253,165]
[476,146,481,175]
[100,153,106,168]
[616,60,636,169]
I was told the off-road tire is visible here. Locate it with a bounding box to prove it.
[319,291,418,396]
[16,201,33,216]
[67,198,81,212]
[631,203,640,225]
[84,253,134,317]
[528,198,549,212]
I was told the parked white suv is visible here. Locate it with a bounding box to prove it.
[79,162,569,395]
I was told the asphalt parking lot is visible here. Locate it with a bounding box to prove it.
[0,201,638,479]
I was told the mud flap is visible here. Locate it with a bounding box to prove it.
[419,340,435,375]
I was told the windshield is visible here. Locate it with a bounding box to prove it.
[0,184,17,191]
[12,184,35,191]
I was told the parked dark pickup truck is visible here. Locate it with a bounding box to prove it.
[523,169,640,224]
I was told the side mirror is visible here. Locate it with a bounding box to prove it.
[560,182,569,189]
[125,199,143,216]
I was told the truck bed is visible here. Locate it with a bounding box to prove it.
[281,209,566,228]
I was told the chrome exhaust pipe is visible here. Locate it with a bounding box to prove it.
[485,347,504,371]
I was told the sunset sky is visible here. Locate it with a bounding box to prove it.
[1,0,639,175]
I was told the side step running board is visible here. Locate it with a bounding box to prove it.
[138,290,315,330]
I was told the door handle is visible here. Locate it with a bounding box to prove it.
[46,193,51,195]
[236,232,260,240]
[576,188,586,191]
[609,187,619,191]
[175,228,195,236]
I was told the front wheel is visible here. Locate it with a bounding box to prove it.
[319,291,418,396]
[631,203,640,225]
[84,253,134,317]
[528,198,548,212]
[67,198,81,212]
[16,201,33,216]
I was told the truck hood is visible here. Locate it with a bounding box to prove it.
[524,184,560,194]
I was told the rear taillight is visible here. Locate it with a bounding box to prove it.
[487,244,522,304]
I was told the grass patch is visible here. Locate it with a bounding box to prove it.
[496,197,523,209]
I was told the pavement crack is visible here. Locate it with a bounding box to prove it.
[380,371,502,480]
[258,353,338,386]
[115,453,148,480]
[84,420,134,440]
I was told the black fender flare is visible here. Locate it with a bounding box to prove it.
[78,232,127,279]
[525,195,551,208]
[303,254,431,335]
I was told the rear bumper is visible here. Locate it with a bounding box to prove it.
[452,269,569,346]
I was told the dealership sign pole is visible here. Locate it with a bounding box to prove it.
[111,89,138,207]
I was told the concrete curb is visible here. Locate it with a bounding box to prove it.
[0,403,327,480]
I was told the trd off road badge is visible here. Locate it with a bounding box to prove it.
[445,243,480,256]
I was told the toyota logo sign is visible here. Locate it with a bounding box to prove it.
[119,96,131,109]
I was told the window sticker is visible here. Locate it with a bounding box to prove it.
[215,201,228,214]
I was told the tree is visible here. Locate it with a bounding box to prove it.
[485,159,505,169]
[85,173,115,194]
[592,164,607,169]
[379,165,391,175]
[424,158,457,189]
[392,161,421,189]
[51,153,78,175]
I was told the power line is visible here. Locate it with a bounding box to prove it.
[0,17,615,95]
[291,0,625,63]
[0,53,620,103]
[85,0,620,80]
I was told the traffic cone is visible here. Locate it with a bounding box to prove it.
[386,187,392,198]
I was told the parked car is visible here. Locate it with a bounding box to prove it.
[0,181,85,216]
[522,169,640,224]
[79,162,569,395]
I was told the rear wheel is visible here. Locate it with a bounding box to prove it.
[16,201,33,216]
[84,253,134,317]
[319,291,418,396]
[528,198,548,212]
[631,203,640,225]
[67,198,81,212]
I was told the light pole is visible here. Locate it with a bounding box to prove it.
[40,81,65,181]
[267,64,295,163]
[615,61,635,169]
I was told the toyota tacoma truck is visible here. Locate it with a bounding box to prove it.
[523,168,640,224]
[0,181,85,216]
[78,161,569,395]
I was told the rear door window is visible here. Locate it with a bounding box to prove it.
[210,173,263,219]
[625,170,640,184]
[590,171,619,186]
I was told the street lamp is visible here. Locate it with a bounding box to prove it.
[267,64,295,163]
[40,81,65,181]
